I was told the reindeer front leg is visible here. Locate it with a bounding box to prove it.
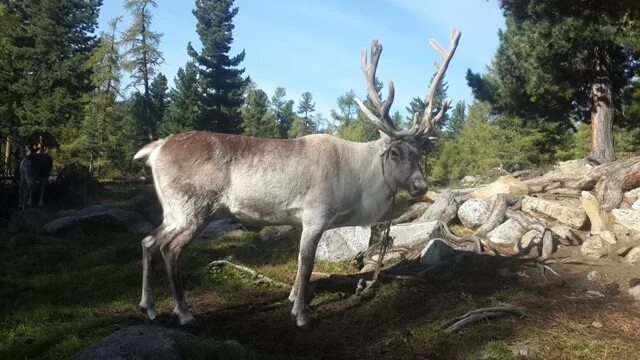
[38,178,47,206]
[291,221,326,328]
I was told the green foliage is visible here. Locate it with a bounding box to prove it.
[150,72,169,126]
[122,0,164,140]
[242,84,278,138]
[330,90,357,124]
[432,102,546,181]
[270,87,296,138]
[187,0,248,134]
[446,100,466,136]
[297,91,316,119]
[0,0,101,139]
[160,62,202,136]
[288,116,317,138]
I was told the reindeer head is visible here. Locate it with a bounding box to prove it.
[355,29,461,197]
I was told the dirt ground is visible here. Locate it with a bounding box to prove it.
[2,184,640,359]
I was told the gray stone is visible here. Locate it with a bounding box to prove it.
[624,247,640,265]
[56,208,78,218]
[598,230,617,244]
[616,246,633,257]
[550,223,583,245]
[420,238,456,266]
[522,197,587,229]
[199,219,243,239]
[633,199,640,210]
[461,175,480,184]
[587,270,601,282]
[316,226,371,262]
[43,204,142,235]
[457,198,492,229]
[470,175,529,199]
[417,190,457,223]
[580,235,608,259]
[487,219,526,245]
[551,159,595,178]
[514,229,542,254]
[628,285,640,301]
[624,188,640,203]
[259,225,296,242]
[128,221,156,235]
[9,209,51,234]
[71,325,246,360]
[389,221,439,247]
[612,209,640,234]
[7,233,37,249]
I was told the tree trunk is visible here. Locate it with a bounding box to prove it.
[589,81,614,163]
[4,137,11,176]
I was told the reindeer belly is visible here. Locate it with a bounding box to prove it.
[225,195,303,226]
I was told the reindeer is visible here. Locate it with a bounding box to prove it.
[19,142,53,209]
[134,29,461,328]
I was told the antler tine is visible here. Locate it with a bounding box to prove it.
[415,28,461,136]
[422,99,451,135]
[355,39,399,137]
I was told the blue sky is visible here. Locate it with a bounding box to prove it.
[99,0,505,120]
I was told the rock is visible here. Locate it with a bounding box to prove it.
[392,202,429,224]
[388,221,439,247]
[7,233,37,249]
[580,191,613,232]
[461,175,481,184]
[624,188,640,204]
[457,198,492,229]
[316,226,371,262]
[128,221,156,235]
[612,209,640,234]
[628,285,640,301]
[624,247,640,265]
[597,230,616,244]
[580,235,609,259]
[56,208,78,218]
[199,219,243,239]
[371,250,403,263]
[420,238,456,266]
[417,190,457,223]
[470,175,529,199]
[616,246,633,257]
[586,270,601,282]
[550,223,583,245]
[633,199,640,210]
[71,325,246,360]
[420,191,441,203]
[592,321,603,328]
[550,159,595,177]
[514,229,541,255]
[360,263,377,273]
[487,219,526,245]
[259,225,296,242]
[43,204,142,235]
[522,196,587,229]
[8,209,52,234]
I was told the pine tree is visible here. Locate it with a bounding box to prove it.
[330,90,357,125]
[187,0,248,134]
[297,92,316,120]
[447,100,466,136]
[288,116,317,138]
[467,1,640,163]
[122,0,164,140]
[241,84,278,138]
[150,72,168,128]
[0,0,101,138]
[160,62,201,136]
[270,87,295,138]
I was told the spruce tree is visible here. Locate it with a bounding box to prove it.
[187,0,248,134]
[330,90,357,125]
[150,72,169,127]
[271,87,296,138]
[122,0,163,140]
[161,62,201,136]
[242,85,278,138]
[297,92,316,120]
[447,100,466,136]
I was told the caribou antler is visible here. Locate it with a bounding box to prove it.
[355,29,461,140]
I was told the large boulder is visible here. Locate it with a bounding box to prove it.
[316,226,371,262]
[43,204,142,235]
[71,325,246,360]
[470,175,529,199]
[624,247,640,265]
[389,221,439,247]
[417,190,457,223]
[548,159,595,178]
[522,197,587,229]
[612,209,640,234]
[580,235,609,259]
[259,225,297,242]
[487,219,526,245]
[457,198,492,229]
[199,219,244,239]
[549,223,583,246]
[514,229,542,255]
[624,188,640,204]
[420,238,456,266]
[128,221,156,235]
[8,209,52,234]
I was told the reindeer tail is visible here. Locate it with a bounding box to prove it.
[134,139,167,164]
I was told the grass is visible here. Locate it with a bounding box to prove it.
[2,208,640,359]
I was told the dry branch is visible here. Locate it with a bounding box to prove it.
[207,260,291,289]
[440,306,536,333]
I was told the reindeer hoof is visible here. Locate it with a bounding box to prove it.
[295,313,311,330]
[139,304,156,320]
